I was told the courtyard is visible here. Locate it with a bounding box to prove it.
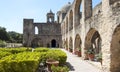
[0,0,119,72]
[62,49,102,72]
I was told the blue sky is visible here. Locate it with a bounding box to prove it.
[0,0,101,33]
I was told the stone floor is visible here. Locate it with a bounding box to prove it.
[61,49,102,72]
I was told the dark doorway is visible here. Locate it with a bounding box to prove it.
[51,39,56,48]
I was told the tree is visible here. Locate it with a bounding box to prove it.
[0,27,10,41]
[8,31,23,43]
[0,26,23,43]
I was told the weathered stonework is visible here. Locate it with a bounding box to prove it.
[60,0,120,72]
[23,0,120,72]
[23,10,62,48]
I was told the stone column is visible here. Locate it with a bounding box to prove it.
[102,0,112,72]
[72,8,77,54]
[81,0,85,58]
[81,0,92,58]
[68,13,70,51]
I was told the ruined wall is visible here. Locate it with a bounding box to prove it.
[61,0,120,72]
[33,23,62,47]
[101,1,120,72]
[23,21,62,48]
[23,19,34,47]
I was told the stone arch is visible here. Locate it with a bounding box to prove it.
[66,38,68,50]
[74,34,82,56]
[31,38,43,47]
[74,0,82,14]
[66,17,68,33]
[75,34,82,49]
[69,37,73,52]
[69,10,73,31]
[85,28,102,60]
[74,0,82,26]
[35,26,39,34]
[51,39,56,48]
[110,24,120,72]
[62,39,65,48]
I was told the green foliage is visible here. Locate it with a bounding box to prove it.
[0,27,10,41]
[0,48,32,54]
[95,52,102,61]
[87,48,95,54]
[40,49,67,65]
[8,31,23,43]
[0,48,67,72]
[34,47,49,52]
[51,65,69,72]
[0,52,41,72]
[0,40,6,47]
[0,51,12,59]
[0,26,23,43]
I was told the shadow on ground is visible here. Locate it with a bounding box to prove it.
[66,62,75,71]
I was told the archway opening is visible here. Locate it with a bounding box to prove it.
[74,0,82,26]
[85,28,102,61]
[69,37,73,52]
[65,38,68,50]
[74,34,82,56]
[51,39,56,48]
[62,39,65,48]
[110,24,120,72]
[31,38,43,47]
[66,17,68,33]
[69,10,73,31]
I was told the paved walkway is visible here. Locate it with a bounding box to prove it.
[61,49,102,72]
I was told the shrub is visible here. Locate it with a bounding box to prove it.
[0,51,12,59]
[0,52,41,72]
[0,48,67,72]
[0,48,32,54]
[40,49,67,65]
[51,65,69,72]
[34,47,49,52]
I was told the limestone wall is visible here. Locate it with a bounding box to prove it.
[61,0,120,72]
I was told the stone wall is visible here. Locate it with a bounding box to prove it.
[23,21,62,48]
[61,0,120,72]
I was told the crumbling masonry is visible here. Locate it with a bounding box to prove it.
[23,0,120,72]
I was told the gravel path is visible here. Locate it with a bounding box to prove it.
[61,49,102,72]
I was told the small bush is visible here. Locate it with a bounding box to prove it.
[40,49,67,65]
[0,40,6,47]
[51,65,69,72]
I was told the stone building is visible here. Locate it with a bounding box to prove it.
[59,0,120,72]
[23,10,62,48]
[23,0,120,72]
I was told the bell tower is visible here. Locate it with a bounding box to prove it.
[47,10,55,23]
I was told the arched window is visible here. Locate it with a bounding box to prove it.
[35,26,38,34]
